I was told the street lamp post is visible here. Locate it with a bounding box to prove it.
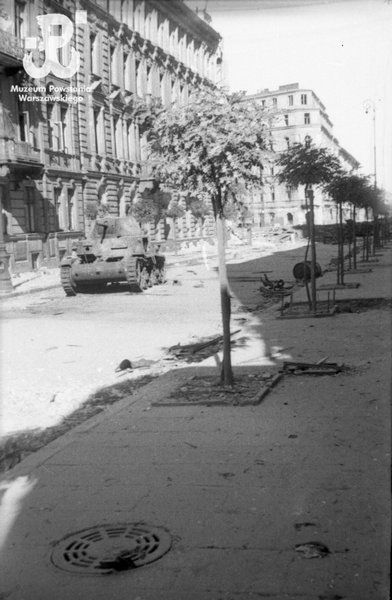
[364,99,380,253]
[364,99,377,188]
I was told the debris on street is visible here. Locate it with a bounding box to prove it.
[282,361,343,375]
[167,330,242,363]
[115,359,133,373]
[295,542,330,559]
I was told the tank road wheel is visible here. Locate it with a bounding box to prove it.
[61,266,77,296]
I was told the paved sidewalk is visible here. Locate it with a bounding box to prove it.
[0,248,390,600]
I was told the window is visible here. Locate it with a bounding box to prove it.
[171,79,177,103]
[93,108,104,154]
[127,121,136,161]
[135,58,143,96]
[67,188,75,230]
[18,109,29,142]
[110,45,120,87]
[272,97,277,107]
[47,104,54,148]
[59,106,69,152]
[304,112,310,125]
[25,188,35,233]
[14,1,25,38]
[120,0,126,23]
[284,114,289,126]
[146,64,152,95]
[288,94,293,106]
[286,185,292,201]
[53,24,65,66]
[124,53,131,91]
[54,188,62,230]
[46,103,69,151]
[160,72,166,105]
[271,187,275,202]
[110,46,115,82]
[285,136,290,149]
[90,33,100,76]
[261,99,266,107]
[301,93,307,105]
[114,116,123,158]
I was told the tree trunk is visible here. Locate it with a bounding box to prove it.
[216,213,234,386]
[372,210,379,254]
[306,187,317,313]
[365,208,370,261]
[339,201,344,285]
[353,206,357,269]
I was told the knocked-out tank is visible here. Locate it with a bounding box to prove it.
[60,216,165,296]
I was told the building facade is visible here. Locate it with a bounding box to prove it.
[0,0,222,272]
[246,83,360,228]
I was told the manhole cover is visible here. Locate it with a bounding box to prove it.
[50,523,171,574]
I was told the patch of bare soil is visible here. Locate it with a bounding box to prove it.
[152,372,282,407]
[0,374,155,473]
[333,297,392,312]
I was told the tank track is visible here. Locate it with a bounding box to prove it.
[60,265,77,296]
[124,255,138,286]
[125,255,166,291]
[124,256,149,291]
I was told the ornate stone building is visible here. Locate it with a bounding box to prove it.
[0,0,222,272]
[246,83,360,227]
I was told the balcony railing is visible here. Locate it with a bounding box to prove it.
[0,138,42,165]
[0,29,24,63]
[46,149,79,171]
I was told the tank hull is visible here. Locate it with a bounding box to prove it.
[59,216,166,296]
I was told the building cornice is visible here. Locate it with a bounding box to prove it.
[147,0,221,51]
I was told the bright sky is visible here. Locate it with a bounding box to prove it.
[186,0,392,194]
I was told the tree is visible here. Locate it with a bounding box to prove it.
[184,193,212,232]
[324,173,371,278]
[276,140,342,312]
[131,183,171,226]
[147,88,270,385]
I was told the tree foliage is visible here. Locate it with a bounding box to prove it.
[276,141,342,188]
[184,194,212,222]
[324,174,388,215]
[131,184,171,225]
[323,173,372,208]
[147,88,270,215]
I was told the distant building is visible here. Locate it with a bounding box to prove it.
[246,83,360,227]
[0,0,222,272]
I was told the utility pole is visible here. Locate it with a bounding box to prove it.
[364,99,377,188]
[364,99,379,252]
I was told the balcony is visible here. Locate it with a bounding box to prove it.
[0,138,43,173]
[0,29,24,67]
[45,149,79,172]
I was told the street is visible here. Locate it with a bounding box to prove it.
[0,238,322,438]
[0,242,390,599]
[0,256,225,437]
